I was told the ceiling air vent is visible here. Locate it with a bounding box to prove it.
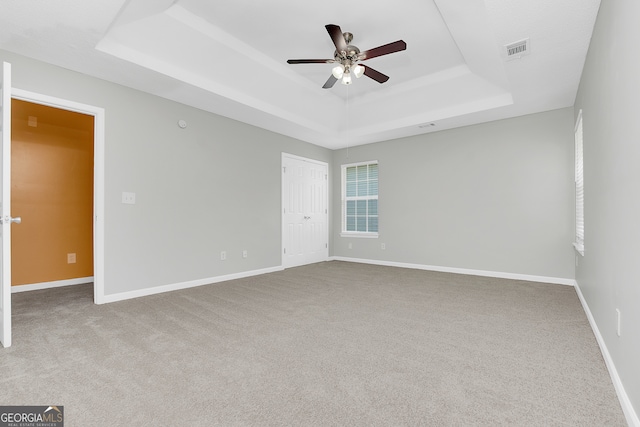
[504,38,530,61]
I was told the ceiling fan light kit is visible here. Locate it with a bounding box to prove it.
[331,64,363,85]
[332,64,344,79]
[353,65,364,79]
[287,24,407,89]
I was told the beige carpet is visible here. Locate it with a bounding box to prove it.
[1,261,626,426]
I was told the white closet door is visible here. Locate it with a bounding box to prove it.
[282,154,328,268]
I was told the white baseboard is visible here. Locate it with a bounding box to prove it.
[574,284,640,427]
[98,266,284,304]
[11,277,94,293]
[331,257,577,286]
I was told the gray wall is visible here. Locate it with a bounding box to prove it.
[2,49,578,292]
[333,108,576,280]
[574,0,640,417]
[0,50,332,296]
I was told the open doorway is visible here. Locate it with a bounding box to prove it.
[9,89,105,304]
[11,99,94,290]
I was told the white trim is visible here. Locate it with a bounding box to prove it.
[341,159,379,168]
[11,88,106,305]
[574,284,640,427]
[332,256,577,286]
[574,109,583,133]
[281,152,328,166]
[99,266,283,304]
[11,277,93,293]
[340,232,379,239]
[573,242,585,256]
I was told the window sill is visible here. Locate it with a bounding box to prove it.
[341,232,379,239]
[573,242,584,256]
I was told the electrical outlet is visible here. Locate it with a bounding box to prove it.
[220,251,226,261]
[381,243,386,250]
[616,309,621,337]
[122,192,136,204]
[348,243,352,249]
[242,250,248,258]
[67,253,76,264]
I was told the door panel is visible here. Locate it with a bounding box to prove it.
[282,155,328,268]
[1,62,13,347]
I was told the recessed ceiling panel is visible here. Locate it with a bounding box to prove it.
[95,0,524,148]
[177,0,465,95]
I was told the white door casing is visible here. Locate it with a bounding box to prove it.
[282,154,328,268]
[10,88,106,305]
[0,61,106,349]
[1,62,13,347]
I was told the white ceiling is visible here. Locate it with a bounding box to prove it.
[0,0,601,149]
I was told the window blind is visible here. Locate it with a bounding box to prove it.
[342,162,378,235]
[575,111,584,254]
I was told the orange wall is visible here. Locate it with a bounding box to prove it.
[11,99,94,286]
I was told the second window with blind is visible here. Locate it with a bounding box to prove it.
[574,111,584,255]
[341,161,379,237]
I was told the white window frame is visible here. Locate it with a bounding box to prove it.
[574,110,585,256]
[341,161,379,238]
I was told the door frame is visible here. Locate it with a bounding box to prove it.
[11,88,105,304]
[281,152,329,268]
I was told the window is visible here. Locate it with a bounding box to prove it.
[341,161,378,237]
[574,111,584,255]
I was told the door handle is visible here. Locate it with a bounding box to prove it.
[304,216,311,220]
[2,216,21,224]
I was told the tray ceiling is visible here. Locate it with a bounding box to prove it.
[0,0,601,149]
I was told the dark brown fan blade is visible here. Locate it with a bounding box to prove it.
[326,24,347,53]
[287,59,333,64]
[322,75,338,89]
[359,40,407,61]
[362,65,389,83]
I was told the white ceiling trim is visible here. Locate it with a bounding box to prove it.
[95,0,519,149]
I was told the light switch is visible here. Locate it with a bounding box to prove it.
[122,192,136,204]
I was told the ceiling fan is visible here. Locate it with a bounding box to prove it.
[287,24,407,89]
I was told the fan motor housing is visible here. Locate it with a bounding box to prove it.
[333,32,360,64]
[335,46,360,61]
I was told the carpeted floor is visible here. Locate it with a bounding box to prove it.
[1,261,627,426]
